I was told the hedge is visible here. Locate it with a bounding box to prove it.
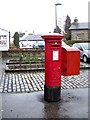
[63,40,90,45]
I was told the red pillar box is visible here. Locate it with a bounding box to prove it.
[41,34,64,102]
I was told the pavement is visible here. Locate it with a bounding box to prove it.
[0,56,89,119]
[0,88,88,119]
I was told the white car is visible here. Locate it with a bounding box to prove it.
[72,43,90,62]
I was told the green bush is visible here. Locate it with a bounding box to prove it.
[63,40,90,45]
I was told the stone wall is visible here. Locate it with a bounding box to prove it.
[71,30,89,40]
[2,48,44,59]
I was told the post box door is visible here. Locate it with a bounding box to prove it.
[45,41,61,87]
[51,49,61,86]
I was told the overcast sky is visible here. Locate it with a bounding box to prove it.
[0,0,89,35]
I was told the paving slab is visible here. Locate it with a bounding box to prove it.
[1,88,88,119]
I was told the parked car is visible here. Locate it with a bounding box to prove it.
[38,43,44,48]
[33,42,45,48]
[72,43,90,62]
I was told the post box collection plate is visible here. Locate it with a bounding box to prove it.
[53,50,59,61]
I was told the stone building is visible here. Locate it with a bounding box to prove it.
[69,18,90,40]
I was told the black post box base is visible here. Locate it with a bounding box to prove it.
[44,85,61,102]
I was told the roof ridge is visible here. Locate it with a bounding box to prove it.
[0,27,9,32]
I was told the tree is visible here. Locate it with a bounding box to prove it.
[64,15,71,40]
[53,25,61,34]
[13,32,19,47]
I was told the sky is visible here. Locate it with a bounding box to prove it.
[0,0,89,35]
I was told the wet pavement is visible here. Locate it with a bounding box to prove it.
[1,88,88,118]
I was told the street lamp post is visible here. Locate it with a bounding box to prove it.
[55,3,62,27]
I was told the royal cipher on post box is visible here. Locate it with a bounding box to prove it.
[41,34,64,102]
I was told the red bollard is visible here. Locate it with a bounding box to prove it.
[41,34,64,102]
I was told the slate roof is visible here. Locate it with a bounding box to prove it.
[20,34,44,41]
[69,22,90,30]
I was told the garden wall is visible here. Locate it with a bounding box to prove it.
[2,48,44,59]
